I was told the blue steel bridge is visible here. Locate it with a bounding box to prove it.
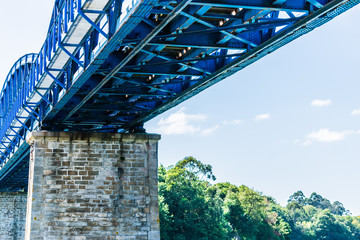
[0,0,358,191]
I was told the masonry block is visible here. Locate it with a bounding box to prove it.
[25,131,161,240]
[0,192,27,239]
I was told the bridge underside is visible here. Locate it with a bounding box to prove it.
[42,0,359,132]
[0,0,359,190]
[0,150,29,192]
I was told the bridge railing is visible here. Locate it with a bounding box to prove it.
[0,54,37,160]
[0,54,37,124]
[0,1,84,162]
[0,0,139,166]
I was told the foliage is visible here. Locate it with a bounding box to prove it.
[287,191,350,216]
[158,157,229,240]
[158,157,360,240]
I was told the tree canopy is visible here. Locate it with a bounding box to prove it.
[158,157,360,240]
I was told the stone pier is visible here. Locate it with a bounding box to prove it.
[0,192,27,239]
[25,131,161,240]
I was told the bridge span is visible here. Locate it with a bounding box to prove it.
[0,0,358,239]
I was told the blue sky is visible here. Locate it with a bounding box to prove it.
[1,1,360,215]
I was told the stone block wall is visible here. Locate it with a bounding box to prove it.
[25,131,160,240]
[0,192,27,240]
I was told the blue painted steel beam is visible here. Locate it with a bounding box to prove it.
[77,0,109,39]
[123,0,359,128]
[189,0,310,12]
[59,0,194,124]
[307,0,325,7]
[43,0,160,122]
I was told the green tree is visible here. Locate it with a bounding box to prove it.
[223,191,255,239]
[306,192,332,210]
[159,157,229,240]
[158,157,360,240]
[288,191,306,206]
[332,201,347,216]
[313,209,353,240]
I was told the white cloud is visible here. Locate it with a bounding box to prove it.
[255,113,270,121]
[305,128,354,144]
[153,107,218,136]
[200,125,220,136]
[222,119,243,125]
[351,108,360,116]
[154,107,207,135]
[311,99,332,107]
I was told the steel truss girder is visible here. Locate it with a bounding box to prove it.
[57,1,358,132]
[189,0,309,11]
[43,0,161,123]
[125,0,357,128]
[167,5,258,47]
[122,17,300,44]
[60,0,194,124]
[139,48,211,75]
[116,70,203,77]
[41,0,304,131]
[110,75,176,95]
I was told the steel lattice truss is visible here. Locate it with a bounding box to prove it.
[0,0,358,190]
